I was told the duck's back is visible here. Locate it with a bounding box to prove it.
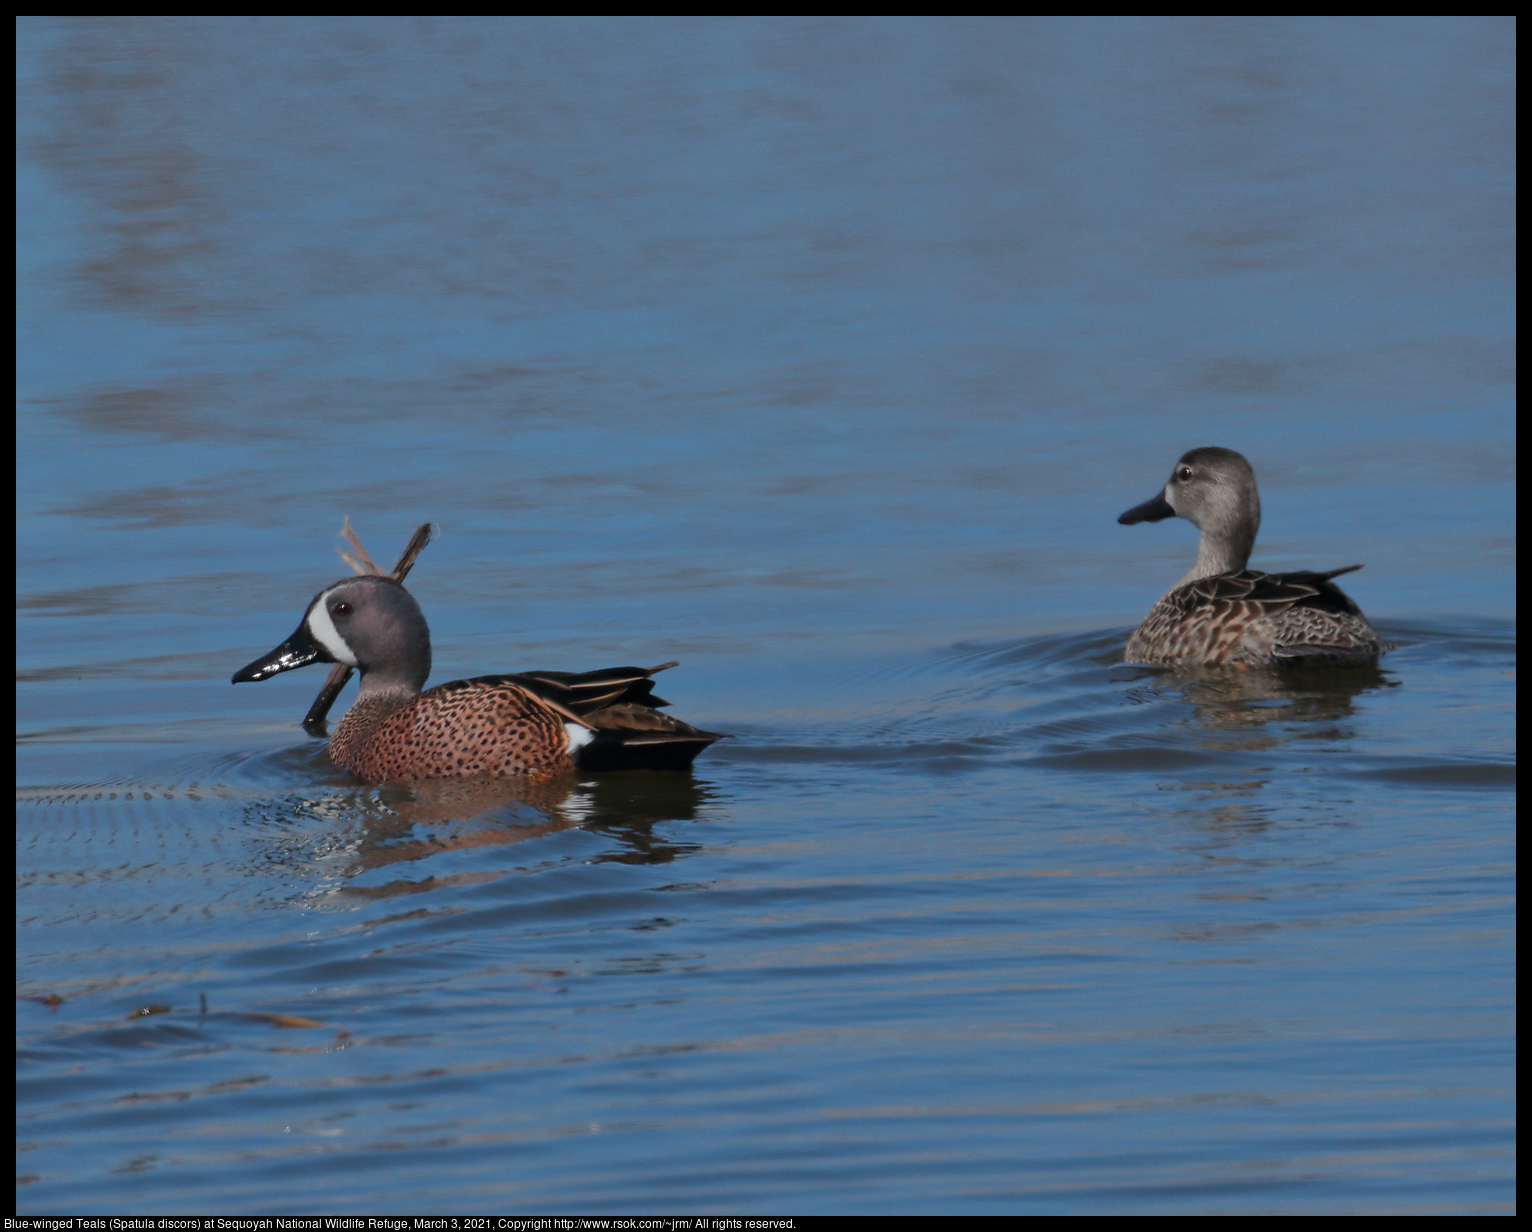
[328,664,722,782]
[1126,567,1388,668]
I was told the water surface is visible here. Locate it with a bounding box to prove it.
[17,16,1515,1215]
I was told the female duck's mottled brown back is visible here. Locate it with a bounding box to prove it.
[1118,448,1390,668]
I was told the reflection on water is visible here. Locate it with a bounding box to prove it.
[249,771,723,900]
[1156,663,1396,731]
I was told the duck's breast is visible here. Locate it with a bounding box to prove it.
[333,681,576,783]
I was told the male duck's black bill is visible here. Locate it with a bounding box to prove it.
[232,622,330,683]
[1118,491,1176,524]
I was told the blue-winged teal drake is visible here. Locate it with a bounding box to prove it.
[1118,447,1390,668]
[233,575,721,781]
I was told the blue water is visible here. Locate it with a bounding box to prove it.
[17,16,1514,1215]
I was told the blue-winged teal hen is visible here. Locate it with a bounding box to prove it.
[233,575,721,781]
[1118,447,1390,668]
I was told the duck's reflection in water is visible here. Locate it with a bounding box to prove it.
[1134,663,1396,750]
[271,772,721,899]
[1124,664,1397,846]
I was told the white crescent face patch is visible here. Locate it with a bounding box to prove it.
[306,590,359,667]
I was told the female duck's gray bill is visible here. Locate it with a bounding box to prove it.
[232,621,330,683]
[1118,491,1176,525]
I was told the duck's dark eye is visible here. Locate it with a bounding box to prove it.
[332,602,353,616]
[1176,466,1193,482]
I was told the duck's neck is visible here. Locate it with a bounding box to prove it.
[357,672,423,700]
[1177,522,1256,586]
[329,688,416,766]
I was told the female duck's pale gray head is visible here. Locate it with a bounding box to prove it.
[1118,446,1262,581]
[232,575,432,697]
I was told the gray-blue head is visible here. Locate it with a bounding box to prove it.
[232,575,432,697]
[1118,446,1262,578]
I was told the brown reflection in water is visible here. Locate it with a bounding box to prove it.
[1139,666,1396,845]
[1170,664,1393,745]
[283,772,718,900]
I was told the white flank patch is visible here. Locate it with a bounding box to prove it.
[306,596,359,667]
[565,723,595,754]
